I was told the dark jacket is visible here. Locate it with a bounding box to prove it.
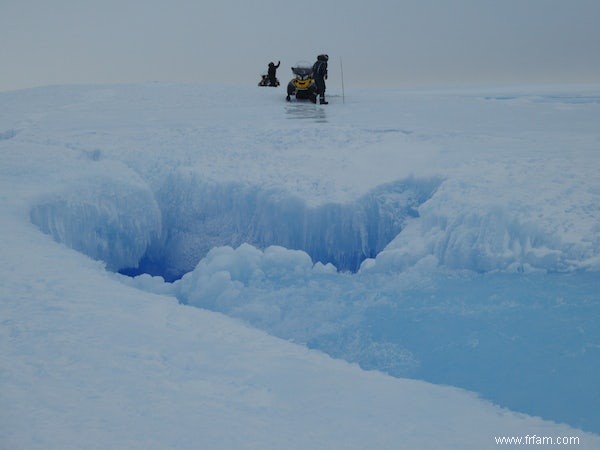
[268,61,280,80]
[312,56,328,81]
[312,55,328,95]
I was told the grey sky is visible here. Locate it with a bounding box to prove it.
[1,0,599,92]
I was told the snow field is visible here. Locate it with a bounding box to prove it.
[1,83,600,446]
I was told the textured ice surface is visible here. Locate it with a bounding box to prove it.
[3,83,600,438]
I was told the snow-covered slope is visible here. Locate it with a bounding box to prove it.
[1,83,599,447]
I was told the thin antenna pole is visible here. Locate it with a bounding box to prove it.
[340,58,345,104]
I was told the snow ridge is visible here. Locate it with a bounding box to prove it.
[27,163,441,280]
[30,171,161,271]
[28,160,600,279]
[142,173,442,280]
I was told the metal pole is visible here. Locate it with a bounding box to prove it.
[340,58,345,104]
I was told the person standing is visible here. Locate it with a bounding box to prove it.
[267,61,280,86]
[312,54,328,104]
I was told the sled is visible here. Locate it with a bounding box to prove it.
[258,75,280,87]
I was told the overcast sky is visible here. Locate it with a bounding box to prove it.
[1,0,599,92]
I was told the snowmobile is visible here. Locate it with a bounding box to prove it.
[258,74,280,87]
[286,65,317,102]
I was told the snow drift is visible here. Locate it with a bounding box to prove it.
[28,168,441,280]
[28,164,599,280]
[29,167,161,272]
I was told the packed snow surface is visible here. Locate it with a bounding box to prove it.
[1,82,600,448]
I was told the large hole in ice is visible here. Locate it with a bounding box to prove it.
[30,174,442,281]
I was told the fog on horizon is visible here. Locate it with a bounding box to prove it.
[1,0,599,92]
